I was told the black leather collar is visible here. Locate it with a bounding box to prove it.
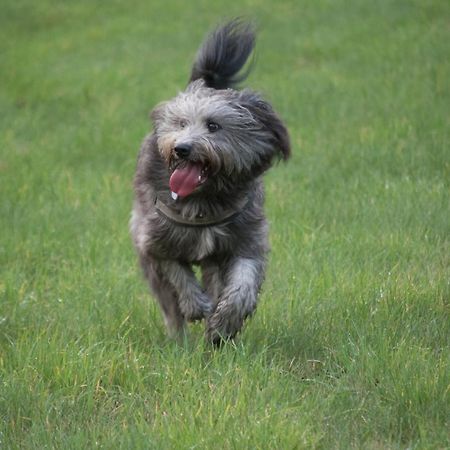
[154,193,251,227]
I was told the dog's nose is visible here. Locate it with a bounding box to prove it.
[174,143,192,159]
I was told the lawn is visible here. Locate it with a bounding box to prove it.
[0,0,449,448]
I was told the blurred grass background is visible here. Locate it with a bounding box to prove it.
[0,0,449,448]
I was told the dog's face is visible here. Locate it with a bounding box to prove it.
[151,80,290,198]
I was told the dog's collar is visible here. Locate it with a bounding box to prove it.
[154,193,251,227]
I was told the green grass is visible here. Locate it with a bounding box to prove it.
[1,0,449,448]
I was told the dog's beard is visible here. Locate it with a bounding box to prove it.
[158,134,221,199]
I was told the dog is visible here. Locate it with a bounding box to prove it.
[130,19,290,344]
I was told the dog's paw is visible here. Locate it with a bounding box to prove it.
[205,303,244,345]
[181,291,212,322]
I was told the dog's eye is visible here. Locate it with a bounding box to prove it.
[207,121,220,133]
[179,119,187,129]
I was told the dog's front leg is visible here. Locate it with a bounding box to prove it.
[205,257,265,344]
[158,259,212,322]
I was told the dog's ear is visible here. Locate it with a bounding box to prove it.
[150,102,167,129]
[240,92,291,160]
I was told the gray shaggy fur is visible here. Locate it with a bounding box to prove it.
[130,19,290,344]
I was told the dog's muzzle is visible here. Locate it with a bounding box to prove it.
[174,143,192,159]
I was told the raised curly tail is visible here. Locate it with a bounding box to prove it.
[189,19,255,90]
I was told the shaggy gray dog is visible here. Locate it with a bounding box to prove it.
[130,19,290,344]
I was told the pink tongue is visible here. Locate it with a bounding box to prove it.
[169,162,202,198]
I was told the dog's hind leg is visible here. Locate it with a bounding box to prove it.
[141,256,186,338]
[201,261,225,309]
[205,257,265,344]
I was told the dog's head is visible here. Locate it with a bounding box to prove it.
[151,80,290,199]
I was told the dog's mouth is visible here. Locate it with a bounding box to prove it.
[169,161,209,200]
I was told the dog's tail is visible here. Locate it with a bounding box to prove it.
[189,19,255,90]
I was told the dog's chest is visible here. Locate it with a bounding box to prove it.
[190,227,216,260]
[153,221,231,262]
